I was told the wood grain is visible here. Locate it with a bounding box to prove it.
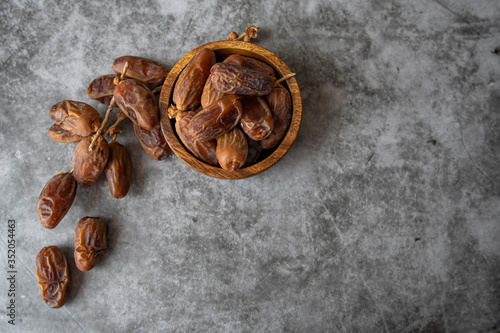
[159,40,302,179]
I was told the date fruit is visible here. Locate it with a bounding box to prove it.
[104,140,132,199]
[216,127,248,171]
[48,123,84,143]
[114,79,159,131]
[113,55,169,88]
[36,246,70,308]
[87,74,118,104]
[174,110,218,166]
[223,54,276,79]
[133,124,170,161]
[74,217,107,272]
[187,94,243,141]
[259,85,292,149]
[37,172,77,229]
[239,96,273,141]
[210,62,275,96]
[50,100,102,137]
[173,48,216,111]
[72,135,109,186]
[200,76,227,109]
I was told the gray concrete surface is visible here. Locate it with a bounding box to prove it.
[1,0,499,332]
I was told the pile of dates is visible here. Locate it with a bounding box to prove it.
[168,48,292,171]
[36,55,170,308]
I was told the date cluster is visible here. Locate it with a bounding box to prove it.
[35,55,171,308]
[168,48,292,171]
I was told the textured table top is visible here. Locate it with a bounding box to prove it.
[1,0,499,332]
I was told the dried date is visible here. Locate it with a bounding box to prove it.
[172,48,216,111]
[174,110,218,166]
[210,62,275,96]
[113,55,169,88]
[48,123,84,143]
[114,79,158,131]
[74,217,107,272]
[104,140,132,199]
[216,127,248,171]
[72,135,109,186]
[239,96,273,141]
[259,85,292,149]
[36,246,70,308]
[200,76,228,109]
[37,172,77,229]
[133,124,170,161]
[223,54,276,79]
[187,94,243,141]
[87,74,118,104]
[50,100,102,137]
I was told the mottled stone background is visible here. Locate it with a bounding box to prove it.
[1,0,499,332]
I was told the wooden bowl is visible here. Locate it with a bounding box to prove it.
[159,40,302,179]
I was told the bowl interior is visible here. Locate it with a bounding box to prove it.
[159,40,302,179]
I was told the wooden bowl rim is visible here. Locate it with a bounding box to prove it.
[159,40,302,179]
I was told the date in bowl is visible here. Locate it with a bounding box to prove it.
[159,40,302,179]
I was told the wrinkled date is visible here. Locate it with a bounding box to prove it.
[223,54,276,79]
[48,123,84,143]
[210,62,275,96]
[72,135,109,186]
[37,172,77,229]
[74,217,107,272]
[173,48,216,111]
[187,94,243,141]
[174,111,218,166]
[113,55,169,88]
[133,124,170,161]
[114,79,159,131]
[259,85,292,149]
[201,76,228,109]
[104,140,132,199]
[239,96,274,141]
[36,246,70,308]
[50,100,102,137]
[216,126,248,171]
[87,74,118,105]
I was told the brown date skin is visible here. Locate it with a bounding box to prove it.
[113,55,169,88]
[210,62,275,96]
[87,74,118,104]
[50,100,102,137]
[200,76,228,109]
[104,140,132,199]
[216,126,248,171]
[37,172,77,229]
[223,54,276,79]
[74,217,107,272]
[72,135,109,186]
[259,85,292,149]
[133,124,170,161]
[175,111,218,166]
[114,79,158,131]
[48,123,84,143]
[239,96,274,141]
[187,94,243,142]
[36,246,70,308]
[173,48,216,111]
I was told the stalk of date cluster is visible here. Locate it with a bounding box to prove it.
[6,219,16,325]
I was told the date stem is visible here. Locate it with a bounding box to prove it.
[276,73,296,85]
[105,111,127,137]
[233,25,260,42]
[88,62,130,151]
